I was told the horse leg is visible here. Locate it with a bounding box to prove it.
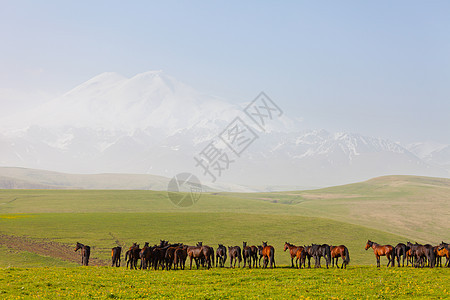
[376,255,380,267]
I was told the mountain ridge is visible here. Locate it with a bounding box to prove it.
[0,71,448,187]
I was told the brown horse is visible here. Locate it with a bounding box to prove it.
[75,242,90,266]
[437,242,449,267]
[187,245,213,269]
[330,245,350,269]
[111,246,121,267]
[295,247,304,268]
[434,245,449,267]
[242,242,252,268]
[365,240,394,267]
[261,241,275,268]
[174,246,188,270]
[125,243,141,269]
[284,242,303,268]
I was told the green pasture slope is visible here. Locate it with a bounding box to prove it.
[0,175,449,299]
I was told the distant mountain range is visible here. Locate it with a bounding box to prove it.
[0,71,448,189]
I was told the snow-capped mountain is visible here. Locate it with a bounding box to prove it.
[406,142,450,172]
[0,71,448,189]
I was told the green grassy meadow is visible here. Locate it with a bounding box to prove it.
[0,266,448,299]
[0,175,449,298]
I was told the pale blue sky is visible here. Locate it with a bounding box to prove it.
[1,1,449,143]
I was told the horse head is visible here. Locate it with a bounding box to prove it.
[365,240,372,250]
[74,242,82,252]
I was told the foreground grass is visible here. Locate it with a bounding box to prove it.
[0,266,448,299]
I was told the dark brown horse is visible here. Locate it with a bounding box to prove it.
[284,242,303,268]
[216,244,227,267]
[249,245,258,268]
[242,242,252,268]
[75,242,90,266]
[261,241,275,268]
[174,246,188,270]
[125,243,141,269]
[228,246,242,268]
[365,240,394,267]
[111,246,121,267]
[165,244,183,270]
[330,245,350,269]
[139,242,150,270]
[300,245,314,268]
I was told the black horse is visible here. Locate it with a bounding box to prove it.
[216,244,227,267]
[394,243,408,267]
[301,245,313,268]
[111,246,121,267]
[228,246,242,268]
[310,244,331,268]
[75,242,90,266]
[407,242,435,268]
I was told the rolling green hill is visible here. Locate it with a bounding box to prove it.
[0,167,171,190]
[220,175,450,243]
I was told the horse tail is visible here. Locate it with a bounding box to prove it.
[270,247,275,267]
[344,247,350,264]
[325,246,331,264]
[211,249,215,267]
[111,249,114,258]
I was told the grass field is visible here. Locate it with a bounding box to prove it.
[0,212,408,266]
[0,266,448,299]
[0,175,449,298]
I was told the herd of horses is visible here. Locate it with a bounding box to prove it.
[118,241,276,270]
[365,240,450,268]
[74,240,449,269]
